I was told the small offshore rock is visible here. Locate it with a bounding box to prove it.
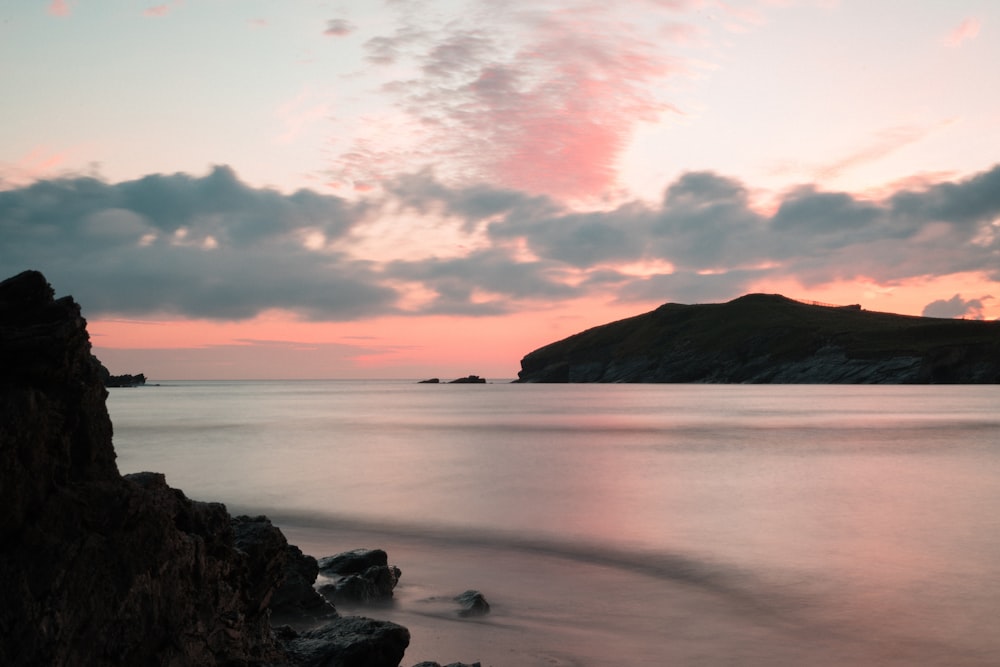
[454,590,490,617]
[418,378,440,383]
[448,375,486,383]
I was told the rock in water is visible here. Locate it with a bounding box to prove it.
[318,548,402,605]
[454,590,490,617]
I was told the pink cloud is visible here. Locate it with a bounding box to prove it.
[143,0,182,18]
[334,3,687,200]
[47,0,71,17]
[945,18,981,47]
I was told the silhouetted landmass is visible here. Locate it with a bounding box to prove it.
[516,294,1000,383]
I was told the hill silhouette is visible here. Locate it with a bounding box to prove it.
[516,294,1000,383]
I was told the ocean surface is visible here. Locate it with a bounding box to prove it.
[107,381,1000,666]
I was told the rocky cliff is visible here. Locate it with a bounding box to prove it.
[517,294,1000,383]
[0,270,409,667]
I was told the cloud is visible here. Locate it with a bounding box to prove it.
[922,294,992,319]
[480,163,1000,301]
[6,163,1000,322]
[0,166,396,320]
[384,169,558,231]
[143,1,182,18]
[47,0,71,17]
[813,124,944,182]
[945,18,981,47]
[332,1,690,199]
[324,19,355,37]
[385,248,578,315]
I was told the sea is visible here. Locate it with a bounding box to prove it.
[107,381,1000,666]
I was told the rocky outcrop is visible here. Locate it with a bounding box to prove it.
[0,270,282,665]
[517,294,1000,383]
[0,270,410,666]
[448,375,486,384]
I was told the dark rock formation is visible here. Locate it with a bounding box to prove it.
[0,270,409,666]
[281,617,410,667]
[454,590,490,617]
[448,375,486,384]
[516,294,1000,383]
[318,549,401,605]
[271,542,338,622]
[319,549,390,574]
[417,378,440,383]
[0,270,283,665]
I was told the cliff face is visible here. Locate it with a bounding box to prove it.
[0,270,287,666]
[517,294,1000,383]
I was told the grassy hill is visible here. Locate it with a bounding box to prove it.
[516,294,1000,383]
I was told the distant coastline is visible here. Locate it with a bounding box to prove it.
[516,293,1000,383]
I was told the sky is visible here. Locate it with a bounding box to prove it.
[2,0,999,380]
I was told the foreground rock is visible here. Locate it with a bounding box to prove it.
[318,548,402,605]
[0,271,409,666]
[282,617,410,667]
[517,294,1000,383]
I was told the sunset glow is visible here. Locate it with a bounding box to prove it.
[3,1,999,379]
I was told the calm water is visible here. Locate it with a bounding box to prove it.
[108,382,1000,666]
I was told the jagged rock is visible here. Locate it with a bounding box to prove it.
[1,270,283,665]
[318,548,401,605]
[318,548,389,575]
[271,542,338,621]
[282,617,410,667]
[0,270,409,666]
[454,590,490,617]
[0,257,282,659]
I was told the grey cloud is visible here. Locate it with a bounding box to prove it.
[5,162,1000,324]
[890,165,1000,229]
[650,172,766,269]
[384,169,558,230]
[324,19,355,37]
[385,248,577,315]
[618,269,766,305]
[921,294,991,319]
[491,203,652,268]
[484,164,1000,295]
[0,167,395,320]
